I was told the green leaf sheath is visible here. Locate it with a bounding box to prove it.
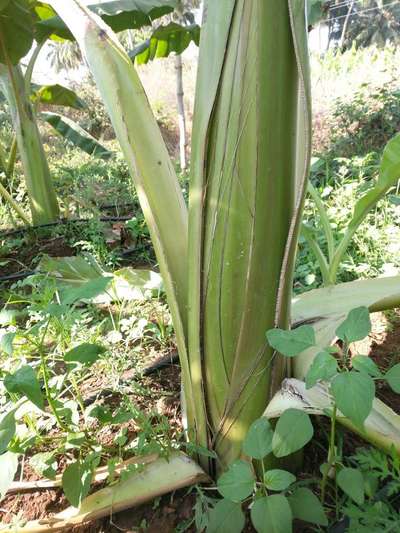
[188,0,311,468]
[49,0,196,436]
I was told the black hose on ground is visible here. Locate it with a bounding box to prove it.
[0,215,135,239]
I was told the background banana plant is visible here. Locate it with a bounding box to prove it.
[41,0,400,476]
[0,0,179,224]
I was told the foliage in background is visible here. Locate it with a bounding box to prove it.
[308,0,400,50]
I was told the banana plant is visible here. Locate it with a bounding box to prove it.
[0,0,177,224]
[46,0,400,479]
[302,134,400,286]
[0,0,60,224]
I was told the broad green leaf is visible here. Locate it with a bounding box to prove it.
[0,410,16,454]
[250,495,292,533]
[4,365,44,410]
[242,418,274,460]
[0,451,19,500]
[272,409,314,458]
[305,350,338,389]
[88,405,113,424]
[337,467,365,505]
[385,364,400,393]
[0,1,10,11]
[44,303,69,318]
[130,22,200,65]
[307,0,325,27]
[64,343,105,366]
[40,111,113,159]
[0,0,34,64]
[62,460,93,507]
[0,331,15,355]
[36,0,176,40]
[217,460,255,502]
[39,254,105,284]
[66,432,86,447]
[264,469,295,491]
[331,371,375,428]
[39,254,162,304]
[336,307,371,343]
[62,276,113,305]
[288,487,327,526]
[352,355,381,378]
[207,499,245,533]
[388,194,400,206]
[113,267,163,300]
[33,84,86,109]
[266,325,315,357]
[30,451,57,480]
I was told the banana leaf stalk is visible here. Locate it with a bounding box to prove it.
[292,275,400,379]
[265,379,400,454]
[7,453,159,495]
[265,275,400,453]
[0,63,59,224]
[48,0,198,434]
[0,453,208,533]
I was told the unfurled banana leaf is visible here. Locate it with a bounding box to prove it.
[36,0,177,41]
[32,83,86,109]
[129,22,200,65]
[40,111,113,159]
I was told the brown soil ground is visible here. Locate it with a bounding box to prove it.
[1,235,399,532]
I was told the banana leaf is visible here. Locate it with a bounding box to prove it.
[40,111,113,159]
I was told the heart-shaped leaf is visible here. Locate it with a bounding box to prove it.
[242,418,274,460]
[272,409,313,458]
[264,469,296,491]
[4,366,44,409]
[207,499,245,533]
[266,325,315,357]
[331,371,375,428]
[288,487,327,526]
[217,460,255,502]
[337,467,365,505]
[251,495,292,533]
[336,307,371,343]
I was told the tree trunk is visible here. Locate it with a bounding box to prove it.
[339,0,356,50]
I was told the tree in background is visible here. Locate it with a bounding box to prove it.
[47,1,201,171]
[309,0,400,50]
[172,0,201,171]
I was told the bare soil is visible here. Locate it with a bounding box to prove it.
[1,237,399,532]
